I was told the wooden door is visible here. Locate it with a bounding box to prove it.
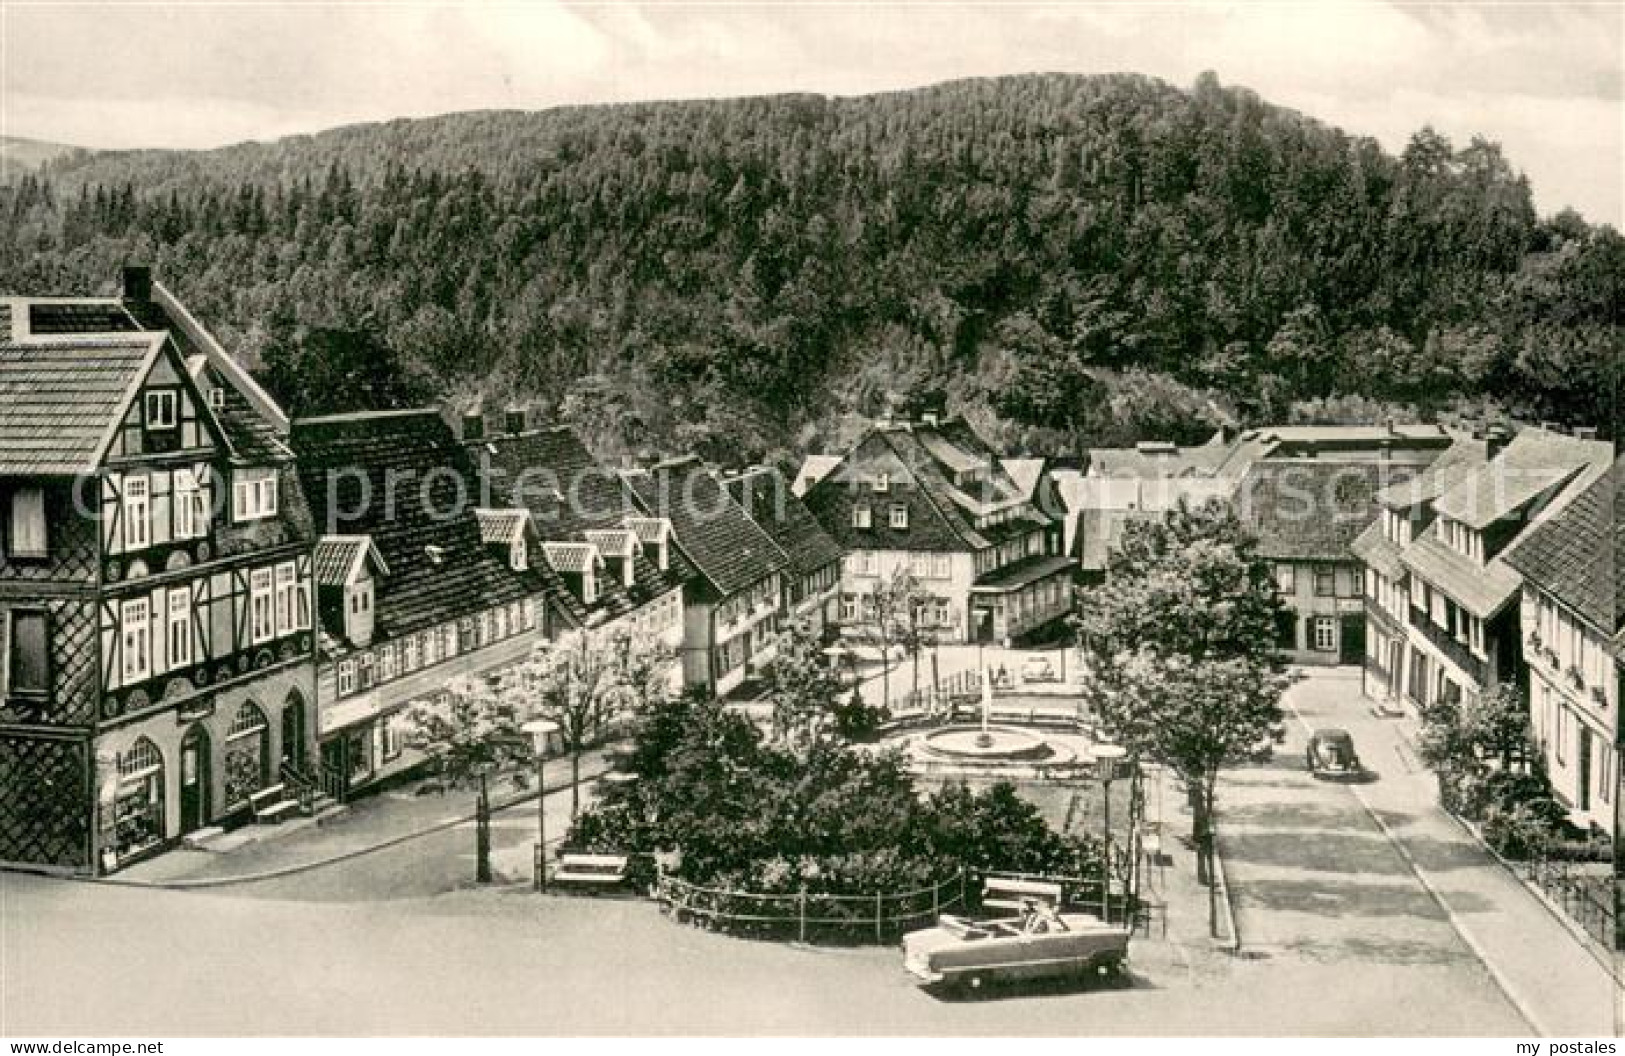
[179,725,211,832]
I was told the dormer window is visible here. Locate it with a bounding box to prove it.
[144,390,177,431]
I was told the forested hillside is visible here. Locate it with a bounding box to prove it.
[2,73,1619,465]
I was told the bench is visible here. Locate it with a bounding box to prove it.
[249,784,301,824]
[553,852,630,890]
[981,877,1063,913]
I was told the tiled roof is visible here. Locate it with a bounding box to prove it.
[291,409,553,639]
[475,508,530,547]
[543,542,600,574]
[624,517,669,544]
[1431,429,1609,530]
[1505,458,1623,640]
[725,466,844,580]
[312,535,388,586]
[468,427,694,618]
[1236,459,1418,562]
[1402,532,1523,620]
[804,434,982,553]
[583,528,637,556]
[624,456,790,598]
[0,333,165,474]
[27,301,135,334]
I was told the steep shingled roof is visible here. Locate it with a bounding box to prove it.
[624,456,789,598]
[0,333,167,474]
[292,410,570,639]
[725,466,844,581]
[1236,459,1419,562]
[1431,429,1610,530]
[1506,458,1623,643]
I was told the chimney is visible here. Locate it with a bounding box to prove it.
[1485,423,1514,458]
[505,406,527,435]
[462,411,485,442]
[121,265,152,302]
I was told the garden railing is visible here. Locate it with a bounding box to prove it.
[654,870,968,944]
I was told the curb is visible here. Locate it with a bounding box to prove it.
[1210,825,1242,954]
[60,759,615,891]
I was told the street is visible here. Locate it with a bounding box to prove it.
[2,668,1615,1036]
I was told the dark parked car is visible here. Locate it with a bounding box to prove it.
[1306,728,1363,779]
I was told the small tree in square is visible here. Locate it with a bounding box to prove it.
[1074,498,1293,890]
[403,674,531,788]
[514,626,664,820]
[858,564,927,711]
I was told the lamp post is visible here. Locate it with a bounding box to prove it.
[471,760,497,884]
[522,718,561,892]
[1093,742,1127,921]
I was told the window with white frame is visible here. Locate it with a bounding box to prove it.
[122,476,150,551]
[512,538,527,571]
[144,389,177,430]
[274,562,297,635]
[889,504,909,529]
[120,598,150,684]
[209,387,227,411]
[7,486,47,559]
[840,594,858,622]
[852,505,872,529]
[167,587,192,669]
[337,659,356,696]
[1313,566,1336,597]
[250,568,275,644]
[872,473,890,493]
[357,651,375,690]
[173,468,199,539]
[403,634,420,672]
[1311,616,1337,653]
[379,643,397,682]
[1274,564,1295,595]
[232,469,278,522]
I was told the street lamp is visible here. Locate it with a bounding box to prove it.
[1092,742,1128,920]
[522,718,561,892]
[471,760,497,884]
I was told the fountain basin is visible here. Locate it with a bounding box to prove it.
[917,725,1074,764]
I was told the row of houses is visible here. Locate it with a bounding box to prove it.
[1071,419,1620,836]
[0,269,857,876]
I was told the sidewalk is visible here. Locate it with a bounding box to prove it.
[112,744,620,887]
[1293,667,1622,1036]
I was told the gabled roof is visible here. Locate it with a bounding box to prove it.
[475,508,530,548]
[803,430,987,553]
[1349,521,1406,580]
[313,535,390,587]
[1236,459,1418,563]
[1506,458,1623,643]
[583,528,637,557]
[1431,429,1611,530]
[544,541,602,574]
[792,455,843,496]
[292,409,566,639]
[0,332,167,474]
[725,466,844,580]
[623,456,790,598]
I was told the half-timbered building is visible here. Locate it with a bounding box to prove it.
[0,268,317,875]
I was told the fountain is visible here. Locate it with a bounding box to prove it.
[906,664,1082,771]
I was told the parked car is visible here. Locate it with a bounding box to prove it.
[1306,727,1364,779]
[1020,655,1058,683]
[902,902,1130,995]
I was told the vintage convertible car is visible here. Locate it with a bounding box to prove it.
[1306,727,1364,780]
[902,904,1130,994]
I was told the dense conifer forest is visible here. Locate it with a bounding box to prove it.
[2,73,1619,464]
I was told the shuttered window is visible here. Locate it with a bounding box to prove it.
[7,487,47,559]
[5,610,49,696]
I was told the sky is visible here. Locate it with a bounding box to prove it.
[2,1,1620,226]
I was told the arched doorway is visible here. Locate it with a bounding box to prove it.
[281,690,308,773]
[179,725,211,832]
[223,701,270,810]
[112,738,165,860]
